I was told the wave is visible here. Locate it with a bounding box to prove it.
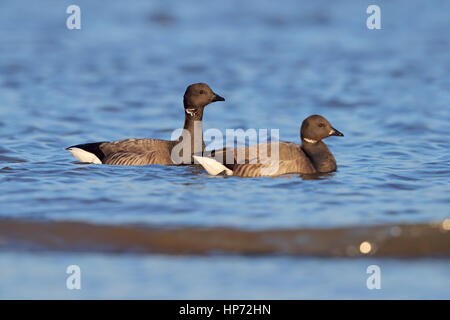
[0,218,449,257]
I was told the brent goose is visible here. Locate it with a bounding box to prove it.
[66,83,225,165]
[194,115,343,177]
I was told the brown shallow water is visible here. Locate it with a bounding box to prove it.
[1,218,449,257]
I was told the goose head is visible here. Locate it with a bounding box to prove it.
[183,83,225,117]
[300,115,344,144]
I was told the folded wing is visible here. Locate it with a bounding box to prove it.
[104,149,173,166]
[202,142,317,177]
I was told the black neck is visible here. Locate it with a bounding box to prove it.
[301,139,337,173]
[183,108,205,150]
[171,107,205,164]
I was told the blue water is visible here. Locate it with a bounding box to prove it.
[1,252,449,299]
[0,0,449,299]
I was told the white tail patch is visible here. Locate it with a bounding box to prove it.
[193,156,233,176]
[67,147,102,164]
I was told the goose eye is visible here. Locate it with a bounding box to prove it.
[318,123,325,128]
[199,90,205,94]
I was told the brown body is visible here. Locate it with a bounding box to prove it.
[101,139,176,165]
[204,115,343,177]
[66,83,225,165]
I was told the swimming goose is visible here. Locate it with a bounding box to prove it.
[194,115,343,177]
[66,83,225,165]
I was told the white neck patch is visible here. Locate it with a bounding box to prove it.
[185,108,197,117]
[303,138,318,144]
